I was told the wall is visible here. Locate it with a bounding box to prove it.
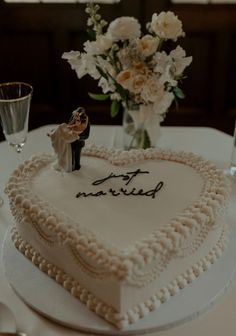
[0,0,236,139]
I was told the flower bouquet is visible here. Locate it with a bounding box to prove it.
[63,3,192,149]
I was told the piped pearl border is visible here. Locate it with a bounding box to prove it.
[11,223,228,329]
[5,145,231,285]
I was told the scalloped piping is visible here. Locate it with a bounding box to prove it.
[69,246,110,280]
[11,224,228,329]
[5,145,231,285]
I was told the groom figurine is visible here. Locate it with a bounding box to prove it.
[48,107,90,172]
[68,107,90,171]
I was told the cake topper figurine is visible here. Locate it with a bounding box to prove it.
[48,107,90,172]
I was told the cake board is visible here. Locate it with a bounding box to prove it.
[2,227,236,336]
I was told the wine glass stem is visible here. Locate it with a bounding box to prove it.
[0,197,3,207]
[15,144,23,154]
[14,144,24,164]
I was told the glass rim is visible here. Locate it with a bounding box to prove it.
[0,81,33,103]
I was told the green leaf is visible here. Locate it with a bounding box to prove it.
[115,83,128,102]
[96,66,109,80]
[174,87,185,99]
[88,92,110,101]
[111,100,121,118]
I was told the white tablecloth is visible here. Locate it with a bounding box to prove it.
[0,125,236,336]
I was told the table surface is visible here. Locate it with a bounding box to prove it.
[0,124,236,336]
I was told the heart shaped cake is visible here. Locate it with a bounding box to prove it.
[5,145,230,329]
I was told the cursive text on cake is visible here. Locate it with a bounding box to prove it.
[76,182,164,199]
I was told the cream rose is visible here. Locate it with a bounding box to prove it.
[150,11,184,41]
[107,17,141,42]
[136,35,159,58]
[133,62,150,76]
[131,74,147,93]
[116,69,133,90]
[141,77,165,103]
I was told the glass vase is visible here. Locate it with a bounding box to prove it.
[122,104,161,150]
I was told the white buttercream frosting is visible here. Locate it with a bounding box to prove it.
[5,145,230,329]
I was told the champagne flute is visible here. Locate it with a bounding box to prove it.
[0,82,32,206]
[224,120,236,177]
[228,120,236,176]
[0,82,32,154]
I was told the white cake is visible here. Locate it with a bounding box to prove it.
[5,145,230,329]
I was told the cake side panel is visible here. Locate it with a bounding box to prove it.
[11,214,228,329]
[13,219,122,312]
[119,218,228,313]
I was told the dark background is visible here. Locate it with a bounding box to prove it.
[1,0,236,141]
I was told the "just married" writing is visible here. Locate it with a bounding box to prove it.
[76,169,164,199]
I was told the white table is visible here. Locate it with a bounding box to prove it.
[0,125,236,336]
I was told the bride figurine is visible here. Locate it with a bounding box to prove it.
[48,107,90,172]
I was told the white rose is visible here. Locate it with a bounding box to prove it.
[150,11,184,41]
[107,17,141,42]
[136,35,159,58]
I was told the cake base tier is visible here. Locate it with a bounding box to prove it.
[2,227,236,335]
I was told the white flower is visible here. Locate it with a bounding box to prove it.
[107,17,141,42]
[84,34,113,55]
[154,91,174,117]
[62,51,88,78]
[63,5,192,125]
[98,77,115,93]
[110,92,121,101]
[63,51,100,80]
[62,51,81,70]
[150,11,184,41]
[136,35,159,58]
[141,76,165,103]
[153,51,170,74]
[153,47,192,87]
[97,34,113,52]
[97,57,116,77]
[159,65,177,87]
[170,45,192,76]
